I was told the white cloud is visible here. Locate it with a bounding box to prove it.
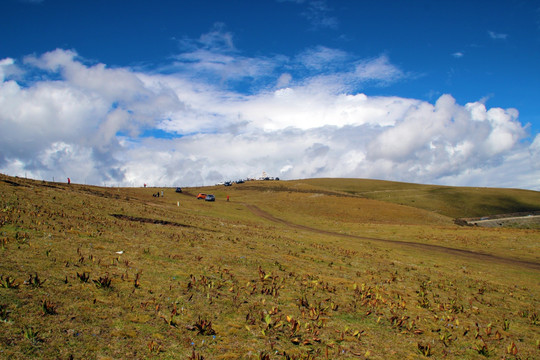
[301,0,338,29]
[178,22,236,53]
[173,49,282,85]
[452,52,464,58]
[354,55,406,84]
[0,49,183,181]
[199,23,235,51]
[172,26,406,94]
[0,58,15,82]
[296,46,349,71]
[276,73,292,88]
[0,46,538,191]
[488,31,508,40]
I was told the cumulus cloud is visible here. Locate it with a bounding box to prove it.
[0,49,183,184]
[0,58,23,82]
[0,42,538,190]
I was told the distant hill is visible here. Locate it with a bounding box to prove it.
[2,174,539,219]
[289,178,540,219]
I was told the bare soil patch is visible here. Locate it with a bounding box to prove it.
[1,179,23,187]
[110,213,193,228]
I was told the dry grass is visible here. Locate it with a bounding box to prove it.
[0,174,539,359]
[300,178,540,218]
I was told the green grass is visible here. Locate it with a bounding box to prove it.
[0,174,539,359]
[298,178,540,218]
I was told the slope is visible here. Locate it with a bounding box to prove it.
[0,174,539,360]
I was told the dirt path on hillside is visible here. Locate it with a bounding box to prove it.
[469,215,540,227]
[244,204,540,271]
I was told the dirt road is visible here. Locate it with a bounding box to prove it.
[469,215,540,227]
[244,204,540,271]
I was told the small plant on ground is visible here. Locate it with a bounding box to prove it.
[93,275,112,289]
[528,311,538,325]
[134,272,141,288]
[417,342,432,357]
[147,340,163,354]
[161,314,180,328]
[188,349,205,359]
[41,299,57,315]
[25,273,46,288]
[0,275,19,289]
[0,304,10,322]
[76,272,90,283]
[22,326,41,345]
[506,342,518,355]
[474,339,489,356]
[193,316,216,336]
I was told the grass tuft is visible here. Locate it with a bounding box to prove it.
[0,275,19,289]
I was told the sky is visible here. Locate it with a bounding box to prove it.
[1,0,540,190]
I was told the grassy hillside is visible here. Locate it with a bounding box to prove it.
[295,178,540,219]
[0,174,539,359]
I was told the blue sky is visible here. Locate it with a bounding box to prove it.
[1,0,540,189]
